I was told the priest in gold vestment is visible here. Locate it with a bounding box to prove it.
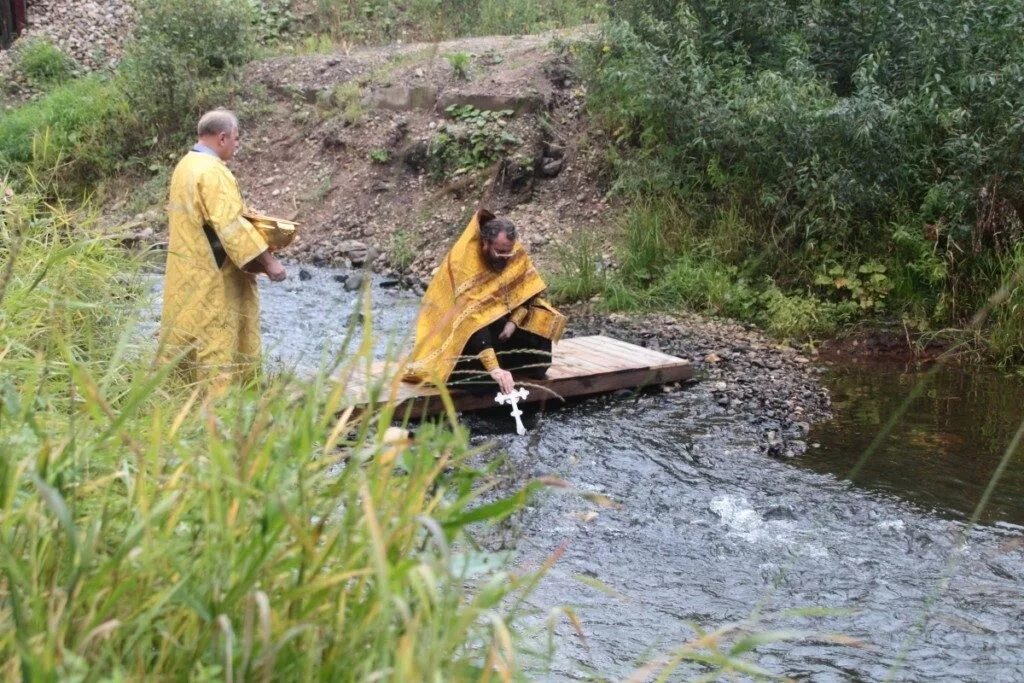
[159,109,287,393]
[403,209,566,394]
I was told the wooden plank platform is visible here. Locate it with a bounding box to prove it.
[345,335,694,417]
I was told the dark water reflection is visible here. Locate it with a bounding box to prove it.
[800,361,1024,526]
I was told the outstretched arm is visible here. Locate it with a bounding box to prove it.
[465,326,515,393]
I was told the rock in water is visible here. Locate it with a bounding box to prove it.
[344,272,366,292]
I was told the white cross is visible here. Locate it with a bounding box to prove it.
[495,386,530,435]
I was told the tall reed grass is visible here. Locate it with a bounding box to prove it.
[0,186,541,680]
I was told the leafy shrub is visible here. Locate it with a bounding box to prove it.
[247,0,296,42]
[759,286,849,341]
[119,0,254,140]
[651,256,759,320]
[812,262,892,313]
[580,0,1024,358]
[427,105,521,178]
[310,0,605,42]
[1,1,263,190]
[14,38,73,87]
[475,0,605,35]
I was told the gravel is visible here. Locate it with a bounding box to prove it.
[1,0,135,103]
[565,307,833,459]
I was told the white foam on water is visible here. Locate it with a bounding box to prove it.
[709,494,828,559]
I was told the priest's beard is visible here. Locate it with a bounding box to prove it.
[485,253,510,272]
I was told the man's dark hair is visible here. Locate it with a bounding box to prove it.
[480,216,517,242]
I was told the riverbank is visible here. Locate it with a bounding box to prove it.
[565,306,831,459]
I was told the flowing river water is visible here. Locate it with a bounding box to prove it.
[147,263,1024,681]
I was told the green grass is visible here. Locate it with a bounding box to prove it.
[0,188,544,680]
[14,38,74,88]
[446,52,472,80]
[551,202,852,343]
[388,227,416,272]
[308,0,606,43]
[549,231,605,303]
[0,77,129,190]
[318,82,365,125]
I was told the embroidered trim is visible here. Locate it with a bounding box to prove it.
[406,266,544,374]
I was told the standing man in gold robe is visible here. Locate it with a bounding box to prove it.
[159,109,287,392]
[403,209,565,394]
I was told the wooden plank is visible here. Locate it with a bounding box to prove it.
[558,339,639,373]
[599,338,687,368]
[340,335,694,417]
[566,336,655,368]
[562,340,629,370]
[573,337,684,372]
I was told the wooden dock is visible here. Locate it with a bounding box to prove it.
[346,335,694,417]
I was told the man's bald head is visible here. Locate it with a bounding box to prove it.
[197,109,240,162]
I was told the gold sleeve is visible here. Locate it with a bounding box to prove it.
[509,305,529,326]
[479,348,500,372]
[198,166,268,268]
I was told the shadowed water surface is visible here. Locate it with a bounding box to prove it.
[799,360,1024,526]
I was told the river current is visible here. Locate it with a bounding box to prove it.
[147,263,1024,681]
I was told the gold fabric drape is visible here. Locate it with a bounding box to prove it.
[159,151,268,391]
[403,210,564,384]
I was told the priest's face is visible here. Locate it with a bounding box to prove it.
[483,232,516,272]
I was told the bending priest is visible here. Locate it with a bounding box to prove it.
[403,209,566,394]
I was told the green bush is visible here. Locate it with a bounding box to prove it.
[426,106,521,178]
[579,0,1024,359]
[0,0,261,191]
[311,0,605,42]
[475,0,605,35]
[119,0,254,140]
[759,285,849,341]
[14,38,74,87]
[0,76,130,189]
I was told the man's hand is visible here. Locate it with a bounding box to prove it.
[498,320,517,342]
[254,249,287,282]
[265,258,287,282]
[490,368,515,394]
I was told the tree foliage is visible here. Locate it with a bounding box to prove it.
[583,0,1024,357]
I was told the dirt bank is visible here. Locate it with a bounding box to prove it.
[110,29,612,286]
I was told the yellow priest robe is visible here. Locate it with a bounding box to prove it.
[403,209,566,385]
[159,150,268,390]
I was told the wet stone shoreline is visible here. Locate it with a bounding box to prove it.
[564,307,833,459]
